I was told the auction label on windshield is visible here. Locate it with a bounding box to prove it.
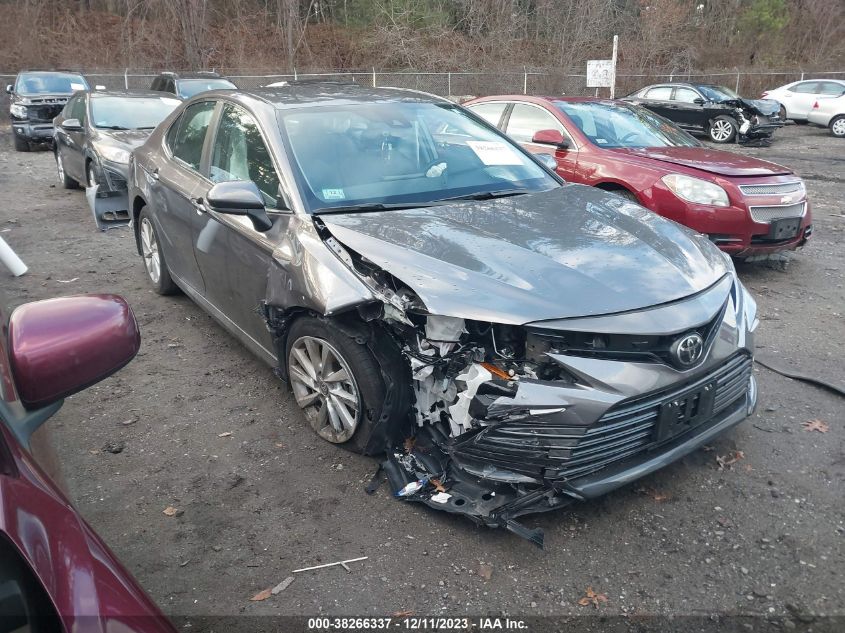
[466,140,522,166]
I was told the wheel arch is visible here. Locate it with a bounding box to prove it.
[131,195,147,255]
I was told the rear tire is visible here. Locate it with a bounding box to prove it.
[13,135,30,152]
[285,316,388,454]
[778,105,787,122]
[55,151,79,189]
[138,208,178,295]
[830,115,845,138]
[708,116,737,143]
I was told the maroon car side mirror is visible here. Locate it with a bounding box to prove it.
[8,294,140,411]
[531,129,569,149]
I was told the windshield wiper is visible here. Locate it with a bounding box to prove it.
[437,188,530,202]
[313,202,443,215]
[96,125,130,130]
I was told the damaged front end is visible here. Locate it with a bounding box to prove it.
[728,98,784,144]
[324,228,757,548]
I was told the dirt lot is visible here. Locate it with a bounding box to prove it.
[1,124,843,630]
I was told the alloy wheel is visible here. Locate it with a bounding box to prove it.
[288,336,361,443]
[832,118,845,137]
[711,120,734,142]
[140,217,161,284]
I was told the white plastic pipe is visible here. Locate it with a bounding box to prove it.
[0,236,28,276]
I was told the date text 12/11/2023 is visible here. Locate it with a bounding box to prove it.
[306,617,529,630]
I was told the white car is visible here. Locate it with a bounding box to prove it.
[762,79,845,122]
[808,94,845,137]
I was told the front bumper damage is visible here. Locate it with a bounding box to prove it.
[86,159,130,231]
[374,270,757,548]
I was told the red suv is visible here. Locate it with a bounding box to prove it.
[464,96,813,259]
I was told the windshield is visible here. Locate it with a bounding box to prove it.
[91,96,181,129]
[698,85,740,101]
[177,78,236,98]
[15,72,87,95]
[554,101,700,149]
[278,102,559,213]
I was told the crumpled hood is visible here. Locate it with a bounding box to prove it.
[735,97,781,116]
[608,146,792,177]
[95,128,154,152]
[321,185,728,324]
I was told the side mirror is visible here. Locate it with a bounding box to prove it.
[693,98,706,105]
[531,129,569,149]
[61,118,82,131]
[8,295,140,411]
[5,84,12,95]
[533,153,558,171]
[206,180,273,232]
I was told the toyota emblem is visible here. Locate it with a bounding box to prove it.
[672,333,705,367]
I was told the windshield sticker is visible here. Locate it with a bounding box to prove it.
[70,82,86,91]
[595,138,608,144]
[322,188,346,200]
[466,140,522,166]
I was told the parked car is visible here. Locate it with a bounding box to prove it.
[761,79,845,122]
[623,82,782,143]
[0,293,175,631]
[464,95,812,259]
[127,84,758,545]
[807,94,845,138]
[6,70,88,151]
[53,90,181,228]
[149,71,236,99]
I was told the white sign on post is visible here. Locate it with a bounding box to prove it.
[586,60,613,88]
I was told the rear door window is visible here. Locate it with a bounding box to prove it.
[505,103,564,143]
[673,87,700,103]
[644,86,673,100]
[467,102,508,128]
[169,101,215,171]
[792,82,820,94]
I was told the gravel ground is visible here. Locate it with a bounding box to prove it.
[0,124,843,631]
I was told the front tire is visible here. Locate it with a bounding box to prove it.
[138,208,178,295]
[708,116,737,143]
[286,317,387,454]
[830,115,845,138]
[55,151,78,189]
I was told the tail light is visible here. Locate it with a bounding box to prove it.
[761,91,769,98]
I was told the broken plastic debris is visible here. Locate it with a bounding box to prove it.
[292,556,368,574]
[271,576,295,594]
[430,492,451,504]
[395,477,429,497]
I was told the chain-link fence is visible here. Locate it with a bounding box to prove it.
[3,68,844,120]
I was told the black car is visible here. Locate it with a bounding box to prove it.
[53,90,180,227]
[623,82,783,144]
[6,70,88,151]
[126,84,757,546]
[149,71,236,99]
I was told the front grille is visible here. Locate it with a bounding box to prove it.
[749,202,806,223]
[27,104,64,122]
[454,353,753,481]
[739,181,803,196]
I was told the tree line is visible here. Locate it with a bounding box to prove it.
[2,0,842,72]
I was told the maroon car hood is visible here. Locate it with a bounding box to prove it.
[607,147,792,177]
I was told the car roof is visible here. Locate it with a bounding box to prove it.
[89,89,176,99]
[198,83,449,110]
[160,71,223,80]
